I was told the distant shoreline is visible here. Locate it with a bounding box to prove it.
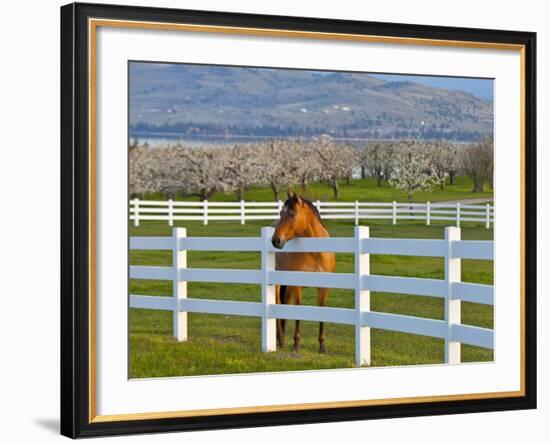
[129,131,474,145]
[130,131,394,142]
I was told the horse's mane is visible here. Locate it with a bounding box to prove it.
[284,196,327,228]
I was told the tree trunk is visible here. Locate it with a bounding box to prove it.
[361,166,366,179]
[449,171,456,185]
[270,183,280,201]
[332,181,340,199]
[440,179,445,190]
[376,174,383,187]
[407,192,414,216]
[383,166,392,183]
[200,189,216,201]
[472,177,484,193]
[235,188,244,201]
[300,179,307,193]
[345,175,351,185]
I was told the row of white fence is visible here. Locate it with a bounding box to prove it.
[130,199,494,228]
[129,226,494,366]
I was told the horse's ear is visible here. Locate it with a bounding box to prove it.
[296,194,303,205]
[287,187,296,199]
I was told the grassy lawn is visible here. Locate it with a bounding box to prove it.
[138,175,493,203]
[129,219,494,378]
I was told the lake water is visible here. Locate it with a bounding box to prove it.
[130,132,473,148]
[129,133,381,148]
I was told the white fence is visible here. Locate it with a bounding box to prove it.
[130,226,494,366]
[130,199,494,228]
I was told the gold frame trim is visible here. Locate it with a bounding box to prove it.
[88,18,527,424]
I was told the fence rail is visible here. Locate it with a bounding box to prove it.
[129,199,494,228]
[129,226,494,366]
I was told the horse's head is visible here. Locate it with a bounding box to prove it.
[271,190,310,249]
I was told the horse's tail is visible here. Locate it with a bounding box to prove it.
[280,285,288,304]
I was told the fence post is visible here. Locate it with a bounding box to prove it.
[354,200,359,226]
[354,226,371,366]
[168,199,174,227]
[426,201,431,226]
[277,200,283,213]
[444,226,461,364]
[203,199,208,226]
[240,199,245,225]
[486,203,491,229]
[315,200,321,214]
[392,200,397,225]
[456,202,461,227]
[133,198,139,227]
[173,227,187,342]
[261,226,277,352]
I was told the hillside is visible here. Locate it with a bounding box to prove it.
[129,63,493,141]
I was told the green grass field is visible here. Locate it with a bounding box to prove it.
[129,218,494,378]
[139,175,493,203]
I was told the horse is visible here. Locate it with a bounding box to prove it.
[271,190,336,353]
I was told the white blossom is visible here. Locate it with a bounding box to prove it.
[365,142,394,187]
[314,136,358,199]
[389,141,442,202]
[461,138,493,192]
[256,139,298,201]
[129,145,162,196]
[222,144,264,200]
[428,141,460,190]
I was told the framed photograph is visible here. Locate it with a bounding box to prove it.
[60,2,536,438]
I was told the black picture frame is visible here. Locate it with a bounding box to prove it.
[60,2,537,438]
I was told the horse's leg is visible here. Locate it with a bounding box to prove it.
[275,285,282,347]
[276,285,287,348]
[317,287,330,353]
[292,286,303,352]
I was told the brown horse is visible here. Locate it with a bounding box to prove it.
[271,190,336,353]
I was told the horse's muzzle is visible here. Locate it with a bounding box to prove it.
[271,236,286,249]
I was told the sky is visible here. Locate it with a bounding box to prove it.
[370,73,494,101]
